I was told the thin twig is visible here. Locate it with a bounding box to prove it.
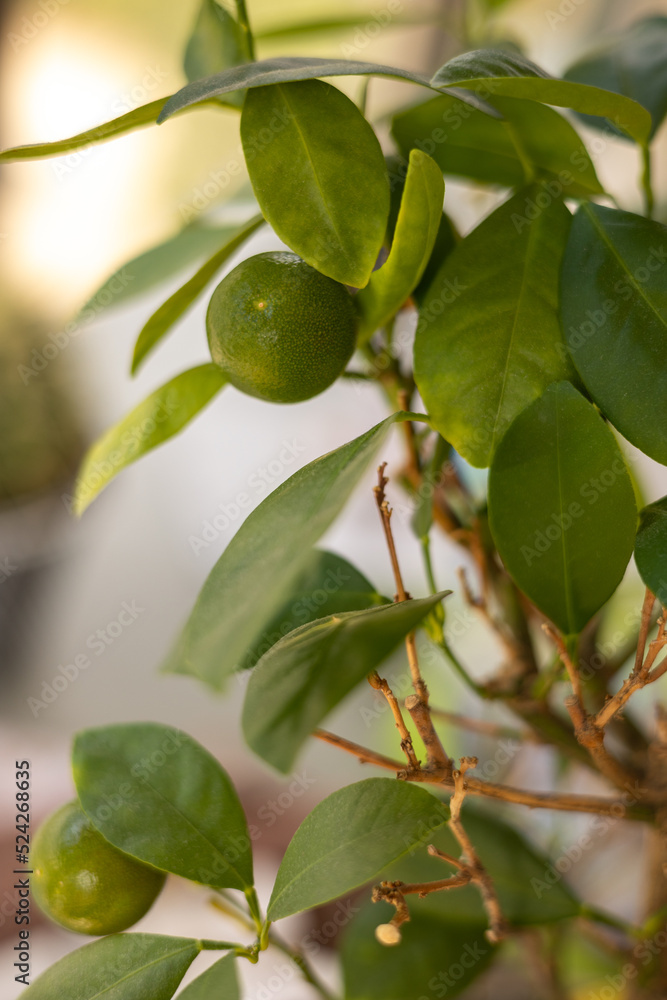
[444,758,508,942]
[595,596,667,730]
[313,729,406,771]
[544,624,642,791]
[544,624,585,707]
[374,463,410,603]
[369,673,420,770]
[374,463,430,704]
[635,588,656,674]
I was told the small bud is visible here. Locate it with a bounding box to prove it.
[375,923,402,946]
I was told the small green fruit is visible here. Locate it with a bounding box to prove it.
[206,251,357,403]
[32,800,165,935]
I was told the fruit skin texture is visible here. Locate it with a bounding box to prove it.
[206,251,357,403]
[31,800,166,936]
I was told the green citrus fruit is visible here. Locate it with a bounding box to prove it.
[206,251,357,403]
[32,800,166,935]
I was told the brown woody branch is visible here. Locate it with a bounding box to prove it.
[313,729,652,820]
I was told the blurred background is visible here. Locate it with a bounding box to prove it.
[1,0,667,996]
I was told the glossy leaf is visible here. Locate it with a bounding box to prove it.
[560,203,667,465]
[0,98,169,161]
[232,548,384,671]
[177,954,239,1000]
[21,934,201,1000]
[379,804,580,925]
[563,17,667,140]
[166,548,382,677]
[635,497,667,606]
[241,80,388,287]
[431,49,652,145]
[77,223,240,320]
[355,149,444,339]
[164,413,414,689]
[131,215,264,374]
[343,906,492,1000]
[242,590,450,773]
[73,365,226,515]
[488,382,637,635]
[267,779,450,919]
[391,94,603,195]
[414,184,575,468]
[184,0,251,110]
[73,722,254,891]
[156,56,501,123]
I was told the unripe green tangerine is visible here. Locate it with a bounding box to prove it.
[206,251,358,403]
[32,800,166,935]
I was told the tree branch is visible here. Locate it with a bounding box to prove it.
[313,729,652,819]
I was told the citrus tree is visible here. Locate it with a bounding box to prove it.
[5,1,667,997]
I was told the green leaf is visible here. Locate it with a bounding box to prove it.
[412,214,458,306]
[233,548,384,671]
[73,722,254,891]
[242,590,450,773]
[184,0,251,110]
[267,779,450,919]
[431,48,652,145]
[241,80,388,287]
[164,413,414,689]
[156,57,502,124]
[177,954,239,1000]
[488,381,637,635]
[355,149,444,339]
[77,223,242,320]
[635,497,667,606]
[21,933,201,1000]
[380,804,580,925]
[391,93,603,196]
[414,184,575,468]
[342,906,492,1000]
[73,365,226,515]
[0,98,169,161]
[560,203,667,465]
[563,17,667,140]
[131,215,264,374]
[167,548,383,678]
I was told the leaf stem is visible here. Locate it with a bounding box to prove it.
[199,938,246,950]
[235,0,256,60]
[641,143,654,219]
[421,536,439,597]
[245,886,263,935]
